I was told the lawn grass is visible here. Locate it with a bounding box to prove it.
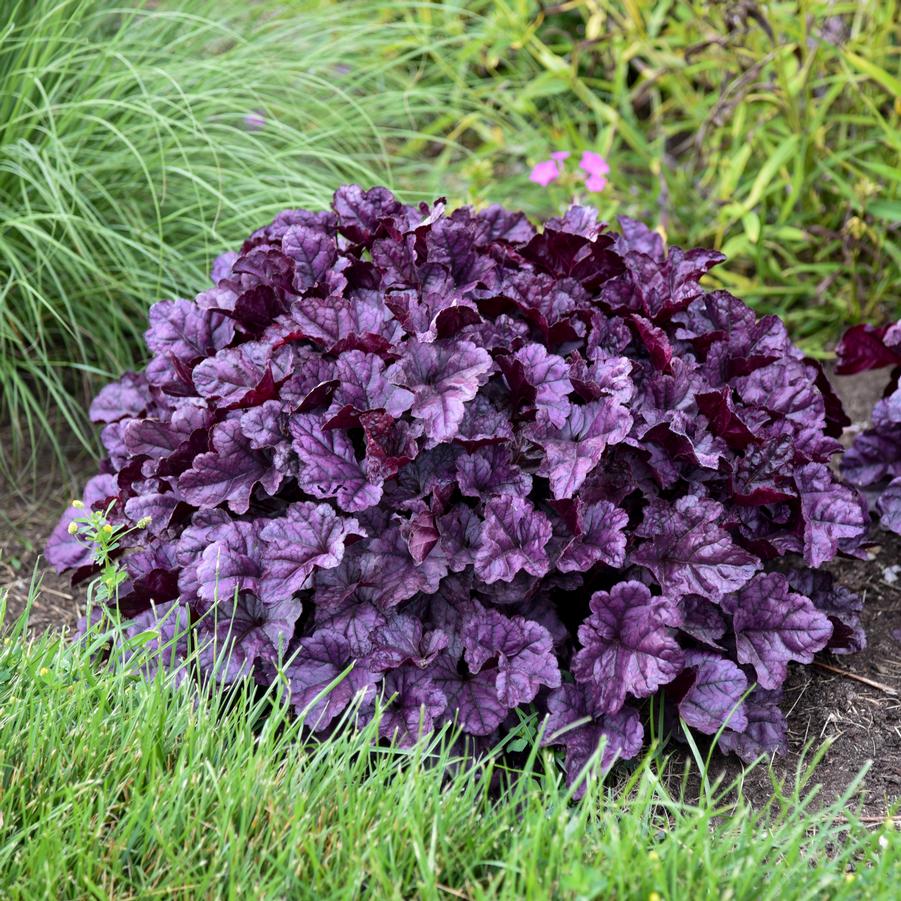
[1,581,898,900]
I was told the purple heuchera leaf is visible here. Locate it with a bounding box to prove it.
[728,573,833,690]
[194,520,264,606]
[878,477,901,534]
[377,666,448,746]
[462,610,561,707]
[89,372,151,424]
[474,496,553,584]
[836,317,901,538]
[113,600,193,684]
[556,499,628,573]
[794,463,867,567]
[50,187,871,773]
[386,339,492,442]
[787,568,865,655]
[196,593,301,682]
[179,419,282,514]
[289,412,383,513]
[572,581,683,714]
[258,502,364,604]
[718,689,787,762]
[633,496,759,599]
[543,683,643,795]
[835,323,901,374]
[530,398,632,499]
[677,651,748,734]
[500,343,573,426]
[287,630,382,731]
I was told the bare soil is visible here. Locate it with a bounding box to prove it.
[1,369,898,815]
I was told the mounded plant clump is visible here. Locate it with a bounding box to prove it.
[836,321,901,536]
[48,187,870,784]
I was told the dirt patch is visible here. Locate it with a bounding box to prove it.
[1,369,899,814]
[699,533,901,818]
[0,431,97,632]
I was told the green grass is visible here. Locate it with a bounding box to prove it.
[1,582,898,899]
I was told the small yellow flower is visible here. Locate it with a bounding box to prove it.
[71,499,85,509]
[844,872,855,883]
[843,216,867,240]
[67,522,79,535]
[38,667,49,677]
[649,893,663,901]
[648,850,660,863]
[137,516,153,529]
[101,524,114,535]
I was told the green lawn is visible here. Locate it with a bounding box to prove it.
[1,583,898,900]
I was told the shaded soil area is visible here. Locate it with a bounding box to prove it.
[0,436,96,632]
[1,370,899,814]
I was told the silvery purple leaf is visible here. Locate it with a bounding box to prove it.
[289,412,383,513]
[386,339,492,443]
[543,683,643,796]
[430,652,509,737]
[677,651,748,734]
[89,372,152,424]
[794,463,868,567]
[259,502,364,604]
[281,224,337,291]
[195,593,301,682]
[179,419,282,514]
[633,496,759,599]
[194,520,264,607]
[729,573,833,690]
[455,445,532,500]
[368,614,448,671]
[501,343,573,426]
[556,499,628,573]
[377,666,448,746]
[573,581,683,714]
[718,689,787,762]
[462,610,560,707]
[787,568,865,655]
[878,477,901,534]
[530,398,632,499]
[473,496,553,584]
[287,630,382,732]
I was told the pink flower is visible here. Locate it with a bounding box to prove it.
[585,173,608,193]
[529,159,562,187]
[243,111,266,130]
[579,151,609,177]
[550,151,571,161]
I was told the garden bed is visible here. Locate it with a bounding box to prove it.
[2,370,899,815]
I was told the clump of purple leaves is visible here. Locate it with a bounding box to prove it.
[47,187,870,788]
[836,320,901,535]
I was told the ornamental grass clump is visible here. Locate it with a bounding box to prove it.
[48,187,870,785]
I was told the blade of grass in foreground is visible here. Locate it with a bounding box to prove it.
[0,582,897,899]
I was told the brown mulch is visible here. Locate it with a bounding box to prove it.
[1,369,899,815]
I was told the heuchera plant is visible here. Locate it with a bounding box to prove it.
[48,187,870,787]
[836,320,901,535]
